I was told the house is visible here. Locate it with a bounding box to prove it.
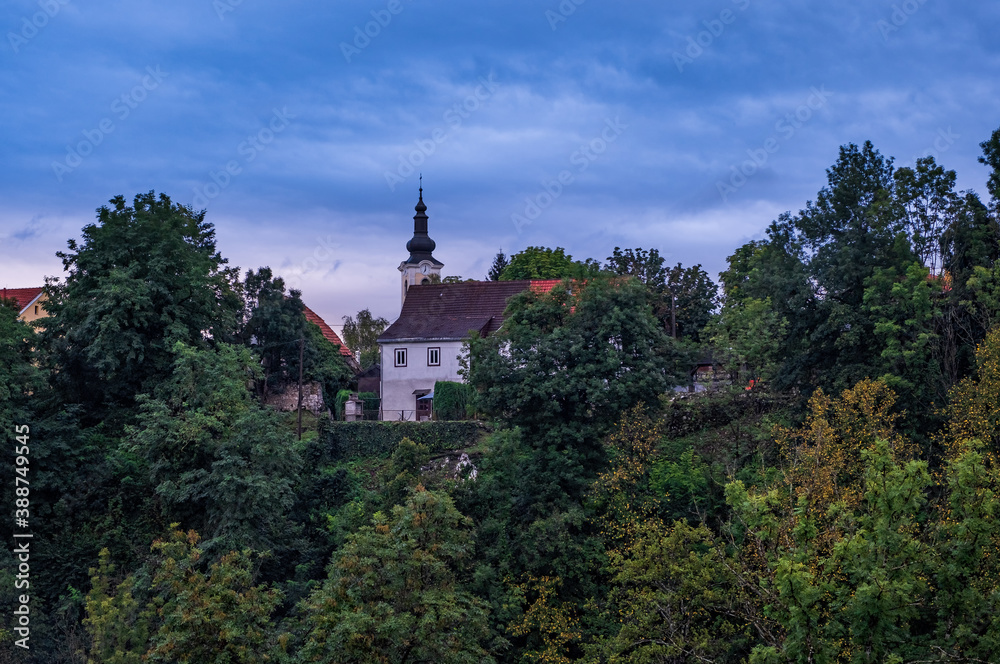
[303,304,359,372]
[376,188,559,420]
[1,287,48,323]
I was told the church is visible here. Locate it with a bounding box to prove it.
[376,188,558,420]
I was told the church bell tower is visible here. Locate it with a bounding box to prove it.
[399,181,443,305]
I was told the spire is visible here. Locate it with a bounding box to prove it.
[405,181,439,264]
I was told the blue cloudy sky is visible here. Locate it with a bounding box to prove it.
[2,0,998,330]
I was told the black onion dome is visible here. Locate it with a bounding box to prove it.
[405,186,442,265]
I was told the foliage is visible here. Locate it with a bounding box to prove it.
[341,308,389,369]
[488,249,510,281]
[499,246,600,281]
[84,529,284,663]
[941,326,1000,456]
[312,419,490,461]
[130,342,302,553]
[434,380,474,420]
[238,267,352,404]
[606,247,718,340]
[504,575,582,664]
[39,191,240,414]
[600,520,757,664]
[710,296,789,385]
[0,297,43,435]
[298,486,494,663]
[468,275,683,508]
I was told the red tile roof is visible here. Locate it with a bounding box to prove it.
[1,287,44,315]
[303,305,353,358]
[529,279,563,293]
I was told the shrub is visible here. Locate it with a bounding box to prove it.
[433,381,474,421]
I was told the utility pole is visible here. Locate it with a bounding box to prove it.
[297,336,304,441]
[671,292,677,340]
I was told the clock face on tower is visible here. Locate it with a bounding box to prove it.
[420,264,430,275]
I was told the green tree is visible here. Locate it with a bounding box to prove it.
[606,248,718,340]
[130,342,301,553]
[298,486,493,663]
[893,155,958,274]
[499,246,600,281]
[84,529,284,663]
[488,249,510,281]
[468,276,682,508]
[238,267,309,401]
[979,125,1000,215]
[39,191,240,414]
[341,308,389,369]
[862,261,942,414]
[146,529,283,663]
[0,297,43,435]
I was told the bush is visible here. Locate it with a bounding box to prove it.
[433,381,474,420]
[309,420,492,462]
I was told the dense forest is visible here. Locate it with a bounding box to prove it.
[4,127,1000,663]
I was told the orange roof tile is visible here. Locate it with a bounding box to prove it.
[529,279,563,293]
[1,287,44,315]
[303,305,353,358]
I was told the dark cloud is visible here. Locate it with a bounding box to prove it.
[1,0,998,320]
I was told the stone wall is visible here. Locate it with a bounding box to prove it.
[264,381,328,416]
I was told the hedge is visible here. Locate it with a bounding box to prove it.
[309,419,493,462]
[432,381,474,420]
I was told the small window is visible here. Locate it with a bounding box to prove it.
[428,347,440,366]
[394,348,407,367]
[34,306,38,314]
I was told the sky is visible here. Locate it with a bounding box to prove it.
[2,0,998,334]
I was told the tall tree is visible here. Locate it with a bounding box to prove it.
[499,246,600,281]
[39,191,240,414]
[606,247,718,340]
[893,155,958,275]
[979,125,1000,215]
[0,297,43,435]
[298,486,493,664]
[131,342,301,553]
[468,276,682,508]
[341,308,389,369]
[487,249,510,281]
